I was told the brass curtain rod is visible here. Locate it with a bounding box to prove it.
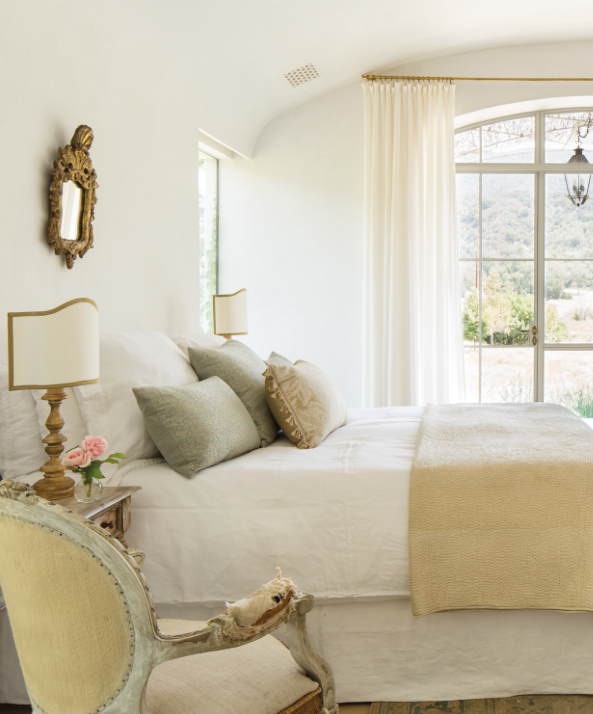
[362,74,593,82]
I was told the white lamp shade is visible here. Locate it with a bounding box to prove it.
[213,289,248,336]
[8,298,99,390]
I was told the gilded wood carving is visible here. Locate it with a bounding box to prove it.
[47,125,98,269]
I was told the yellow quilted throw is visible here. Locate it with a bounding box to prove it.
[409,403,593,617]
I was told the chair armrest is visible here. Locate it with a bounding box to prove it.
[154,596,296,664]
[156,566,298,663]
[153,592,338,713]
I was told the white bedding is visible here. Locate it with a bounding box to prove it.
[118,406,422,607]
[114,408,593,703]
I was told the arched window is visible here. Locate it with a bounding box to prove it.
[455,109,593,413]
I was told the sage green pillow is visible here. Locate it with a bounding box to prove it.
[266,351,292,366]
[133,377,260,478]
[188,340,278,447]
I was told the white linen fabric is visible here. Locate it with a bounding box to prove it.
[116,407,421,605]
[0,364,46,479]
[362,80,464,407]
[74,331,198,464]
[292,599,593,702]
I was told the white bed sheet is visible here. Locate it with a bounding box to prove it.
[118,406,423,608]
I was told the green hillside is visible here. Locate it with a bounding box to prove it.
[458,172,593,296]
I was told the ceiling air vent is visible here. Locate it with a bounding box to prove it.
[284,64,320,88]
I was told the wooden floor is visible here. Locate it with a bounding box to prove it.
[0,704,371,713]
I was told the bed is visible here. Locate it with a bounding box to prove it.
[116,406,593,702]
[3,334,593,704]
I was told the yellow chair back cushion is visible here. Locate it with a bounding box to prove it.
[0,516,134,714]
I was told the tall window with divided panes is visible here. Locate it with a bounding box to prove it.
[198,151,219,333]
[456,111,593,415]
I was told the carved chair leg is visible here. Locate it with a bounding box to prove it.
[286,597,339,714]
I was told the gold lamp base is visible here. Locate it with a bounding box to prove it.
[34,388,74,501]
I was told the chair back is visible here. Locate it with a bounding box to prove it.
[0,481,157,714]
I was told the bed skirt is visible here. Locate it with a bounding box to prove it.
[5,597,593,703]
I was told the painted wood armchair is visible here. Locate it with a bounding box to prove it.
[0,480,338,714]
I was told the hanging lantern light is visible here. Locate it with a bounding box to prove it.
[565,114,593,207]
[565,148,591,207]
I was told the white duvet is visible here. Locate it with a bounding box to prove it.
[118,407,422,607]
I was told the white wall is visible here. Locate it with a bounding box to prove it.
[219,40,593,407]
[0,2,202,361]
[219,83,364,406]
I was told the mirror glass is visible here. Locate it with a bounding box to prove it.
[61,181,83,242]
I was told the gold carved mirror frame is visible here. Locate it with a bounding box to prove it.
[47,125,98,269]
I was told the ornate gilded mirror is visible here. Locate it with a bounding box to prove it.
[47,125,98,269]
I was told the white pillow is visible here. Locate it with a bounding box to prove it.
[32,388,88,454]
[172,333,226,357]
[0,364,47,479]
[74,331,198,463]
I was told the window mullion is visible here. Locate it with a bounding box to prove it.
[478,172,482,403]
[536,170,545,402]
[535,111,543,165]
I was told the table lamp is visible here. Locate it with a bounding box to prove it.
[8,298,99,500]
[213,288,248,339]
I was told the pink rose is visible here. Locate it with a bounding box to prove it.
[81,436,108,459]
[63,449,92,468]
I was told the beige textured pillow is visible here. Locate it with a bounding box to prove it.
[264,361,347,449]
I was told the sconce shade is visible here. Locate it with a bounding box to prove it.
[8,298,99,390]
[213,289,248,336]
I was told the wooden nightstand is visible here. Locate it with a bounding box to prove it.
[59,486,141,547]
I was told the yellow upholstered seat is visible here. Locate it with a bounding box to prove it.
[150,620,318,714]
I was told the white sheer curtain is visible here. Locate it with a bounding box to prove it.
[362,79,465,407]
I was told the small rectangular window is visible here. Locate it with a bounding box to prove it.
[198,151,218,333]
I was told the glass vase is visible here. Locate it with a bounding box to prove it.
[74,478,103,503]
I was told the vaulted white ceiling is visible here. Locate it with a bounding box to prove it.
[10,0,593,157]
[154,0,593,155]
